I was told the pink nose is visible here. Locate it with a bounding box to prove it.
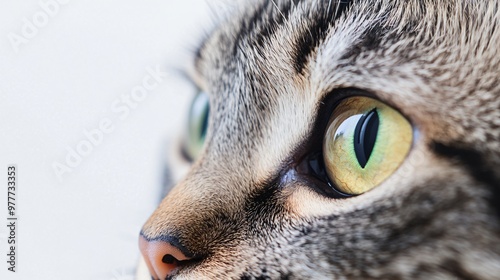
[139,236,193,279]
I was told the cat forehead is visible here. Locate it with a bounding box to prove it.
[194,0,499,158]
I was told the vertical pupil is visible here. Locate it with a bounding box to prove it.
[200,106,209,140]
[353,109,379,168]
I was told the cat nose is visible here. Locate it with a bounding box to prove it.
[139,235,193,279]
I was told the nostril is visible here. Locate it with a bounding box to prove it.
[139,234,195,279]
[162,254,177,264]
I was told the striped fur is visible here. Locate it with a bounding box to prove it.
[140,0,500,279]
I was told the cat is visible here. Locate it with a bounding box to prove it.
[138,0,500,279]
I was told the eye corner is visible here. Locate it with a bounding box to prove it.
[291,150,355,200]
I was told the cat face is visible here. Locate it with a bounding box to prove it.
[139,1,500,279]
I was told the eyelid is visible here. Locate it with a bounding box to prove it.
[322,89,416,131]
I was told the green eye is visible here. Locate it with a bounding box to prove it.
[185,91,210,160]
[322,97,413,195]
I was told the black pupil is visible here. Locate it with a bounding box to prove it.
[200,105,210,140]
[353,109,379,168]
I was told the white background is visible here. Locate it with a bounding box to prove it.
[0,1,218,279]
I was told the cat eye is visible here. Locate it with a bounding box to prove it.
[184,90,210,160]
[322,96,412,195]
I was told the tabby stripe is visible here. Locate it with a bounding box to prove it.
[232,0,303,54]
[293,0,354,73]
[431,142,500,218]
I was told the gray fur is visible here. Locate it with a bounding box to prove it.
[141,0,500,279]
